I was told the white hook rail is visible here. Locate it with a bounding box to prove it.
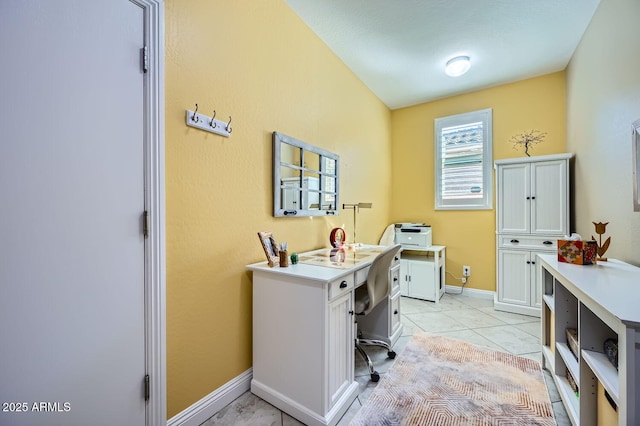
[185,105,232,137]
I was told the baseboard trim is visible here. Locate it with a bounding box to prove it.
[493,300,541,317]
[445,285,494,300]
[167,368,252,426]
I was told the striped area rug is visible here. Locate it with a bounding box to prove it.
[350,332,555,425]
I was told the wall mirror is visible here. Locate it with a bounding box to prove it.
[633,119,640,211]
[273,131,339,217]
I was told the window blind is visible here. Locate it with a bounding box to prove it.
[440,121,484,200]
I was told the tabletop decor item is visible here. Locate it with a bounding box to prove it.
[604,338,618,369]
[329,227,346,248]
[257,231,279,267]
[510,129,547,157]
[591,221,611,261]
[558,239,597,265]
[278,242,289,267]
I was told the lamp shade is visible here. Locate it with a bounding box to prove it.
[445,56,471,77]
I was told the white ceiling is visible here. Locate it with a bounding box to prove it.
[284,0,601,110]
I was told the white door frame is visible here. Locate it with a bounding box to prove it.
[134,0,166,424]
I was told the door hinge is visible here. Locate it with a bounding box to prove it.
[141,46,148,73]
[143,210,149,238]
[144,374,150,402]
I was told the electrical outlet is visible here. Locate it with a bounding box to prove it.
[463,266,471,277]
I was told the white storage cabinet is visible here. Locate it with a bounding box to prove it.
[495,154,571,316]
[399,246,445,303]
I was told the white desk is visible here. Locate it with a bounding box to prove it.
[247,246,401,426]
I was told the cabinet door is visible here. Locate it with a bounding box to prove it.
[327,291,353,409]
[497,163,530,233]
[530,254,541,308]
[530,160,567,235]
[281,182,300,210]
[498,250,531,306]
[408,260,436,301]
[400,259,409,296]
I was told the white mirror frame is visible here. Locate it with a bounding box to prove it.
[273,132,340,217]
[633,119,640,211]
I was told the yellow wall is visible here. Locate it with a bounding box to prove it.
[164,0,392,417]
[566,0,640,265]
[390,73,567,291]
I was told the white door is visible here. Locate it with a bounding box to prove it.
[0,2,147,425]
[531,160,568,235]
[327,291,353,409]
[409,260,436,301]
[498,250,531,306]
[497,163,530,234]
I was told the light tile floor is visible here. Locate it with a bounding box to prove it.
[202,293,571,426]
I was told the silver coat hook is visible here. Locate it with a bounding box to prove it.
[209,110,217,128]
[192,104,199,122]
[226,116,232,133]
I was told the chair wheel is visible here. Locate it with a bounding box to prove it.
[387,350,396,359]
[371,372,380,382]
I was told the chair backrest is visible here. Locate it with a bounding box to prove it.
[362,244,402,315]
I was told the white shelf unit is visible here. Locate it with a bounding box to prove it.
[399,246,445,303]
[539,254,640,426]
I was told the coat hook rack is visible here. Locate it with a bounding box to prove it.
[186,104,231,137]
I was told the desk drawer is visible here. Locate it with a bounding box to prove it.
[328,274,354,300]
[392,252,401,268]
[355,267,370,287]
[390,265,401,294]
[390,292,401,334]
[498,235,557,251]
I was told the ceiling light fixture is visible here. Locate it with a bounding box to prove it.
[445,56,471,77]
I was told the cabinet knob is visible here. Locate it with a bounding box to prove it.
[394,256,399,261]
[348,310,354,315]
[339,280,348,288]
[526,260,531,264]
[543,241,553,245]
[394,310,398,315]
[526,196,530,200]
[531,261,536,265]
[393,277,398,282]
[531,196,536,200]
[510,239,520,243]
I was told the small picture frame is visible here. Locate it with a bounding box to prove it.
[258,231,279,267]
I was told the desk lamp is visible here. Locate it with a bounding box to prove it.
[342,202,372,246]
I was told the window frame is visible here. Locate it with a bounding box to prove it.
[434,108,493,210]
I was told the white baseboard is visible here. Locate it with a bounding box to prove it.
[445,285,494,300]
[167,368,252,426]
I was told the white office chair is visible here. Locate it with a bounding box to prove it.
[354,244,403,382]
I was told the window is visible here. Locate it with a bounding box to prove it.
[435,108,492,210]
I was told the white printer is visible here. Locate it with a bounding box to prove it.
[394,223,432,249]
